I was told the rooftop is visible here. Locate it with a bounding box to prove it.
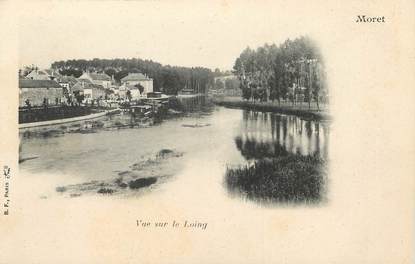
[19,79,62,89]
[77,78,93,84]
[72,82,105,91]
[58,75,77,82]
[44,69,61,77]
[88,73,111,81]
[121,73,151,82]
[27,70,48,76]
[71,82,83,91]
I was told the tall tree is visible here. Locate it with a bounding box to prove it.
[233,36,326,106]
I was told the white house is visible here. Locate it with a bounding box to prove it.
[72,80,106,104]
[120,73,153,96]
[119,84,142,100]
[57,75,78,94]
[78,72,112,89]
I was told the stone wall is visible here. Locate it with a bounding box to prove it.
[19,87,64,107]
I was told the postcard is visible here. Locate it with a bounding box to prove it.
[0,0,414,263]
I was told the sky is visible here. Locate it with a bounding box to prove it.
[18,1,319,71]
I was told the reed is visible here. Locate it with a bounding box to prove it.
[226,153,327,203]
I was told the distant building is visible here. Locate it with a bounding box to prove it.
[214,74,239,89]
[118,85,127,99]
[109,84,120,96]
[78,72,111,88]
[19,79,64,107]
[127,85,141,100]
[72,81,106,103]
[77,78,93,85]
[84,84,106,103]
[56,75,78,94]
[119,84,142,100]
[69,82,83,94]
[26,70,51,80]
[44,69,62,81]
[120,73,153,95]
[213,74,237,83]
[26,69,61,81]
[212,74,241,96]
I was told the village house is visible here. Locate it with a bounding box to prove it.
[78,72,112,88]
[120,73,153,96]
[127,85,141,100]
[44,69,62,81]
[118,85,127,99]
[77,78,93,85]
[118,84,143,100]
[19,79,64,107]
[25,69,61,81]
[109,84,120,96]
[57,75,78,94]
[72,81,106,104]
[72,78,92,94]
[25,69,52,80]
[84,84,106,103]
[213,74,237,84]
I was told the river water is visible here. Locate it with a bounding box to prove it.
[19,98,329,204]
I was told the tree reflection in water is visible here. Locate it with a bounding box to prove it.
[234,136,288,160]
[239,110,329,158]
[226,110,329,205]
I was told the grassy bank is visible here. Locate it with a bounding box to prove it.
[214,97,330,121]
[226,153,327,204]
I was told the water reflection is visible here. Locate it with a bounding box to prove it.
[235,137,288,160]
[239,111,329,159]
[226,110,329,205]
[171,95,214,115]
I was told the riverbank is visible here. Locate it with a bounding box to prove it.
[19,109,120,129]
[213,97,331,121]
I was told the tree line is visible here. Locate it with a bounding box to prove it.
[233,36,328,109]
[51,58,215,95]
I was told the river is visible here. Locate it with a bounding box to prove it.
[19,98,329,205]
